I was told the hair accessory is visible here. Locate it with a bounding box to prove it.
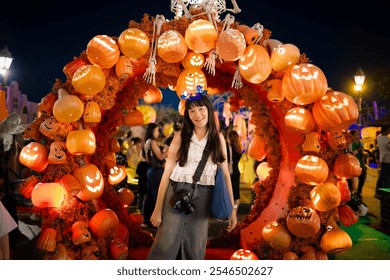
[181,85,207,101]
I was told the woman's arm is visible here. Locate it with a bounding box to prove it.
[149,134,181,227]
[151,139,168,161]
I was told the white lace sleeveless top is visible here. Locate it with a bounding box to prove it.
[170,133,217,185]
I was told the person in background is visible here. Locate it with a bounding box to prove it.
[147,92,237,260]
[126,137,144,181]
[0,200,18,259]
[143,123,168,227]
[228,129,243,211]
[375,126,390,199]
[164,119,183,147]
[347,129,367,200]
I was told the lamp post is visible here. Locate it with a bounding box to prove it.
[354,67,365,137]
[0,45,14,86]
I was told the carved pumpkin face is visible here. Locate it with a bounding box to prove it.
[216,28,246,62]
[182,52,205,69]
[295,155,329,186]
[184,19,218,53]
[327,130,347,150]
[310,182,341,212]
[286,206,321,238]
[48,141,67,164]
[230,249,259,260]
[19,142,49,172]
[66,129,96,155]
[86,34,120,69]
[38,92,57,116]
[284,107,315,135]
[239,44,272,84]
[71,221,91,245]
[157,30,188,63]
[108,164,127,185]
[109,239,129,260]
[39,116,69,141]
[82,246,99,260]
[72,64,106,96]
[115,55,134,79]
[118,28,150,59]
[74,163,104,201]
[333,153,362,179]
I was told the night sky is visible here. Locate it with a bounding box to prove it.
[1,0,389,107]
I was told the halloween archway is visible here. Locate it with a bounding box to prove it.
[20,2,361,260]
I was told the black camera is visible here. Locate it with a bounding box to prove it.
[169,189,195,215]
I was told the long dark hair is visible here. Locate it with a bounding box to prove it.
[177,95,225,166]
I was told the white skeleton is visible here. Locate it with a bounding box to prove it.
[171,0,241,19]
[0,113,24,153]
[143,14,165,85]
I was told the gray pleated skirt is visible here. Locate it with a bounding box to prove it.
[147,180,212,260]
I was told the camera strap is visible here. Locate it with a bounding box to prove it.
[192,140,211,187]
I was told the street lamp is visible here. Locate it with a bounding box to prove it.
[0,45,14,85]
[354,67,365,136]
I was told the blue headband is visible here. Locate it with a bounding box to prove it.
[180,85,207,101]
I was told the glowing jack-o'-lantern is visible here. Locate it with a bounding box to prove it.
[266,79,284,103]
[302,131,321,153]
[182,52,205,69]
[262,221,292,250]
[312,90,359,132]
[216,28,246,62]
[86,34,120,69]
[71,221,91,245]
[230,249,259,260]
[18,175,40,199]
[286,206,321,238]
[333,153,362,179]
[270,43,300,72]
[108,164,127,185]
[19,142,49,172]
[89,209,119,239]
[176,68,207,100]
[310,182,341,212]
[115,55,134,79]
[157,30,187,63]
[118,28,150,59]
[83,101,101,123]
[66,129,96,155]
[73,163,104,201]
[185,19,218,53]
[326,130,347,150]
[72,64,106,95]
[282,63,328,105]
[39,116,68,140]
[284,107,315,135]
[295,155,329,186]
[31,182,65,208]
[48,141,67,164]
[63,57,87,80]
[239,44,272,84]
[37,228,57,252]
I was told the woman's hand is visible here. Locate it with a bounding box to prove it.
[227,209,238,232]
[150,208,163,227]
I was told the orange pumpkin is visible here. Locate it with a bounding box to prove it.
[286,206,321,238]
[63,57,87,79]
[333,153,362,179]
[108,138,121,153]
[320,212,352,254]
[86,34,120,69]
[66,129,96,155]
[73,163,104,201]
[38,92,57,116]
[185,19,218,53]
[48,141,67,164]
[52,243,68,260]
[327,130,347,150]
[182,52,205,69]
[83,101,101,123]
[123,108,144,126]
[39,116,68,141]
[270,43,300,72]
[312,90,359,132]
[110,239,129,260]
[72,64,106,95]
[118,28,150,59]
[31,182,65,208]
[310,182,341,212]
[37,228,57,252]
[18,175,40,199]
[144,86,163,104]
[266,79,284,103]
[89,209,119,239]
[176,68,207,100]
[284,107,315,135]
[19,142,49,172]
[295,155,329,186]
[282,63,328,105]
[239,44,271,84]
[59,173,81,197]
[71,221,91,245]
[336,179,351,202]
[247,135,267,162]
[236,24,259,45]
[53,88,84,123]
[157,30,188,63]
[108,164,127,185]
[302,131,321,153]
[262,221,292,250]
[230,249,259,260]
[115,55,134,79]
[216,28,246,62]
[82,246,99,260]
[117,188,135,208]
[339,204,359,227]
